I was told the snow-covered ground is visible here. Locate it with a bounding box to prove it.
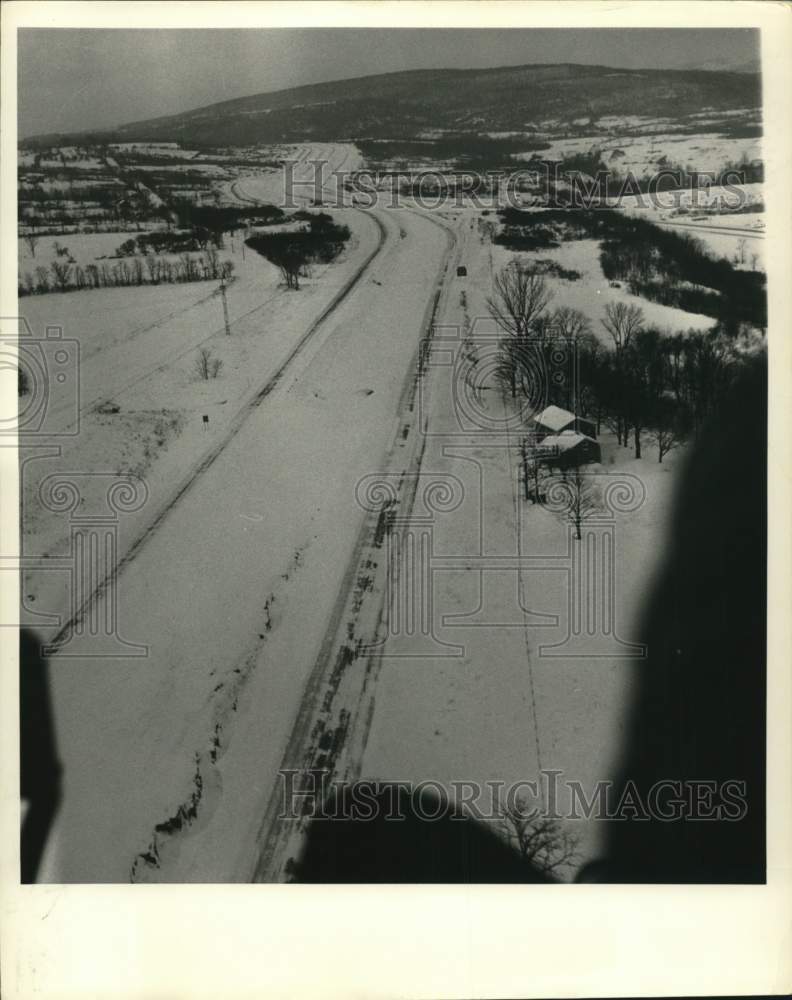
[612,183,765,269]
[28,190,453,881]
[490,237,718,335]
[18,231,174,270]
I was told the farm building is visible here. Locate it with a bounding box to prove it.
[532,404,597,440]
[536,431,601,469]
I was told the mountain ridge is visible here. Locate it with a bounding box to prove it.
[22,61,762,148]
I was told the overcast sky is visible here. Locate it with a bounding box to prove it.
[18,28,759,138]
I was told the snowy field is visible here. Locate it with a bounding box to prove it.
[19,231,168,269]
[490,237,718,335]
[613,183,765,269]
[517,131,761,176]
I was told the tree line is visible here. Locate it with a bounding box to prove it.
[18,251,234,296]
[495,208,766,331]
[487,261,765,464]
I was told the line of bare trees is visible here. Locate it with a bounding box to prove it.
[18,254,234,296]
[584,300,747,461]
[488,260,757,464]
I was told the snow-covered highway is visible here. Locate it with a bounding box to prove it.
[38,172,455,881]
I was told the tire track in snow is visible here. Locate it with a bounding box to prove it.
[251,206,461,881]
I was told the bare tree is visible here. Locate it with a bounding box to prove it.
[34,266,50,294]
[600,301,645,355]
[555,466,601,540]
[521,438,550,503]
[493,336,539,401]
[50,260,72,292]
[145,255,160,285]
[23,232,40,258]
[496,794,580,879]
[576,331,608,429]
[488,261,553,340]
[204,248,220,280]
[487,261,552,397]
[648,424,685,463]
[85,264,101,289]
[269,243,308,290]
[647,399,689,463]
[551,305,591,343]
[179,253,199,283]
[600,302,646,445]
[193,348,223,381]
[622,327,666,459]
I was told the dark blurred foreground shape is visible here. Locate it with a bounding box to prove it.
[20,628,62,883]
[293,784,551,883]
[593,356,767,882]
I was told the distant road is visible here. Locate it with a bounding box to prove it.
[653,218,764,240]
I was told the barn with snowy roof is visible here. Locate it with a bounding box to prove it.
[532,405,596,440]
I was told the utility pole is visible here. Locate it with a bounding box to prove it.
[219,275,231,336]
[522,438,531,501]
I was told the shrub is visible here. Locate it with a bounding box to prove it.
[246,212,351,288]
[194,348,222,381]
